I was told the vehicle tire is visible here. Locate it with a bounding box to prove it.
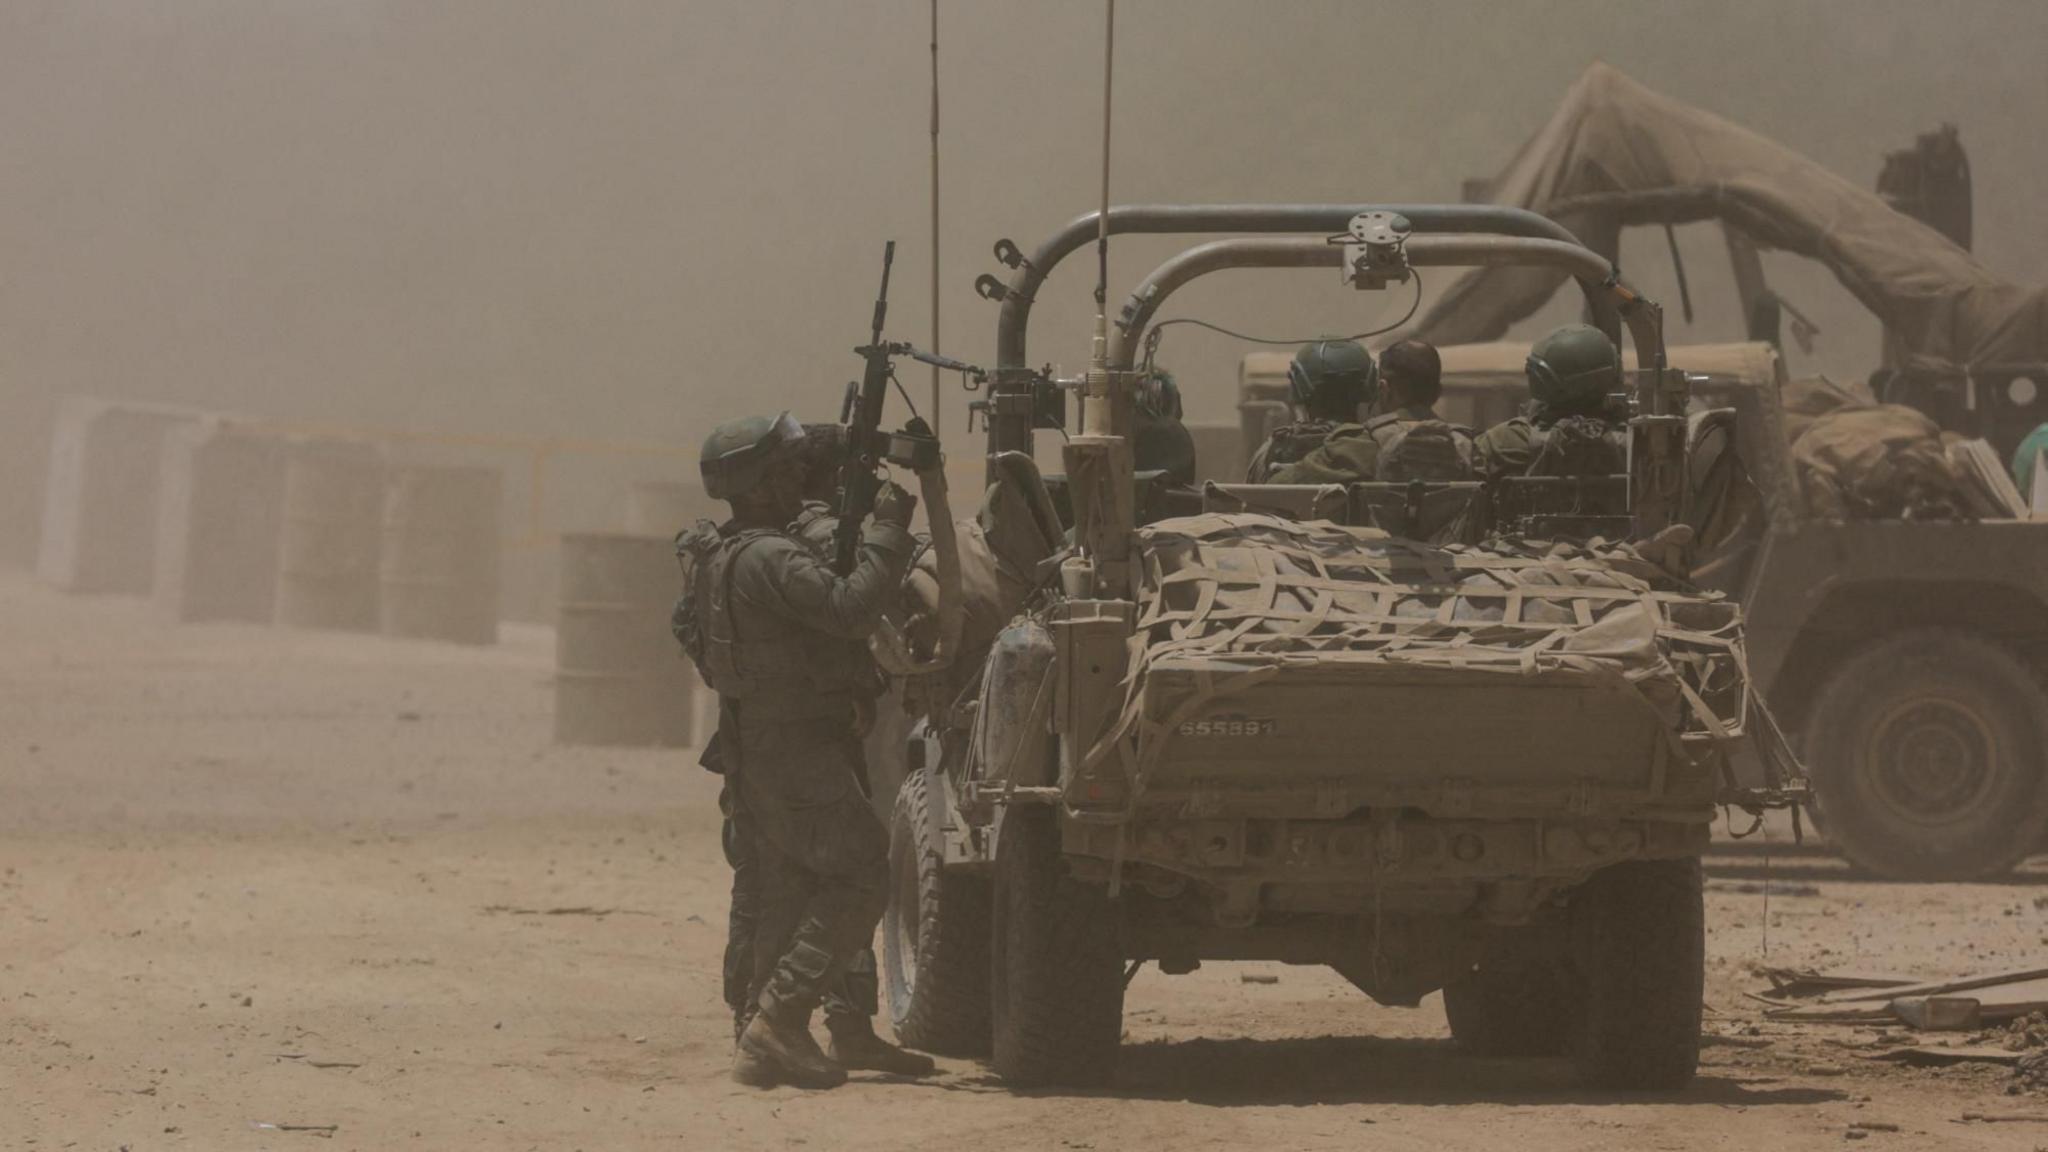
[1443,954,1579,1058]
[882,768,992,1056]
[990,808,1124,1087]
[1569,857,1703,1091]
[1804,629,2048,881]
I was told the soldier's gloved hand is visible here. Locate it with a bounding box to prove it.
[873,480,918,528]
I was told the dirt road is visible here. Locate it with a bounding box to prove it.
[5,572,2047,1150]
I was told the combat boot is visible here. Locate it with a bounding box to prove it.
[733,1008,846,1090]
[825,1018,937,1077]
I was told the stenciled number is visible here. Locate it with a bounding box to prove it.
[1177,717,1276,738]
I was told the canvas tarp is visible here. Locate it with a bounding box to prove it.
[1410,63,2048,378]
[1081,513,1752,783]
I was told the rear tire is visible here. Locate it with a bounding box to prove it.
[882,769,992,1056]
[1805,630,2048,880]
[990,809,1124,1087]
[1443,953,1579,1058]
[1570,858,1703,1091]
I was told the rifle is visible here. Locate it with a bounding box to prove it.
[834,241,942,574]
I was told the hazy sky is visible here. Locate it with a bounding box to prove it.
[4,0,2045,559]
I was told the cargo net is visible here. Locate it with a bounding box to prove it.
[1083,514,1778,800]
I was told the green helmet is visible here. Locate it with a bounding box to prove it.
[1288,339,1377,422]
[1526,324,1621,410]
[699,411,805,500]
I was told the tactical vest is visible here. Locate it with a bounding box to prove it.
[676,523,785,700]
[677,515,880,714]
[1525,415,1628,479]
[1365,412,1476,482]
[1249,420,1342,481]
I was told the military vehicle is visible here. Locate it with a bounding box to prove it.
[875,204,1800,1091]
[1648,350,2048,883]
[1352,67,2048,883]
[1239,340,2048,883]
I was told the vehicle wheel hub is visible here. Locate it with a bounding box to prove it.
[1867,695,1998,824]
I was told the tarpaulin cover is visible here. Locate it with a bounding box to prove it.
[1411,63,2048,377]
[1084,513,1752,779]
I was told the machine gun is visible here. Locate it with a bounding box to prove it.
[834,241,945,574]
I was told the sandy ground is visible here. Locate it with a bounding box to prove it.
[6,571,2048,1151]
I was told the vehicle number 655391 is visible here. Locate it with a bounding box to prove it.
[1178,716,1277,738]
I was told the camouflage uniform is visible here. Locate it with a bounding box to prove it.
[1473,411,1629,483]
[679,506,913,1034]
[1246,420,1348,482]
[1270,406,1474,484]
[1474,324,1633,514]
[1247,341,1380,482]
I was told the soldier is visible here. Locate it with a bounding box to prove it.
[1134,368,1197,488]
[676,412,934,1089]
[1271,339,1473,484]
[1473,323,1631,484]
[1244,339,1377,481]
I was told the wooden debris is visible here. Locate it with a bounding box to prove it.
[1759,966,1916,999]
[1822,966,2048,1005]
[1869,1045,2024,1068]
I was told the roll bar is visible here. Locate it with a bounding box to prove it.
[981,204,1596,455]
[1109,234,1664,373]
[991,204,1587,372]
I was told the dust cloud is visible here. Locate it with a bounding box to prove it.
[2,0,2044,566]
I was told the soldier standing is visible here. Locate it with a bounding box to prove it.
[677,412,933,1089]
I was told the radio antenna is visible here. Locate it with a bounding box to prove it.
[1094,0,1115,316]
[928,0,942,429]
[1086,0,1117,413]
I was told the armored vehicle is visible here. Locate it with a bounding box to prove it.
[878,205,1798,1091]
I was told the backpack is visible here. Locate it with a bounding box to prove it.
[672,520,779,684]
[1371,416,1475,482]
[671,520,724,673]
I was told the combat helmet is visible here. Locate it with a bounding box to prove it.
[1526,324,1622,411]
[1288,339,1378,422]
[700,411,805,500]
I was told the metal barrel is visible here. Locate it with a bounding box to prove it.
[39,397,203,595]
[553,532,694,747]
[154,418,286,623]
[275,439,385,632]
[379,464,503,645]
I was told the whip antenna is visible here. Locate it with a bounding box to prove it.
[1094,0,1115,316]
[929,0,942,428]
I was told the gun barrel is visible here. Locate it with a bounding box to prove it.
[835,240,901,576]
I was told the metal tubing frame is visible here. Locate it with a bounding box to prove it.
[984,205,1592,456]
[993,204,1585,370]
[1108,234,1663,373]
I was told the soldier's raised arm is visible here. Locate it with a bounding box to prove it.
[736,480,918,640]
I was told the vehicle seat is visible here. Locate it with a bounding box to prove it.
[1347,480,1489,544]
[1492,475,1632,541]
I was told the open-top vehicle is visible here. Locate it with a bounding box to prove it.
[876,204,1801,1090]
